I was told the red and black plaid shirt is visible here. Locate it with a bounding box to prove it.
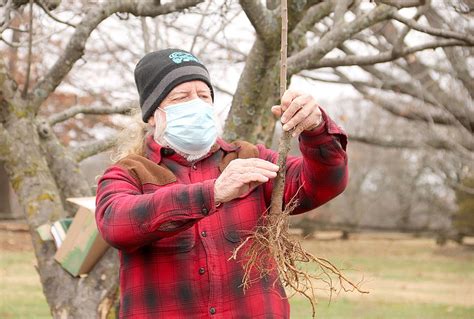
[96,110,348,318]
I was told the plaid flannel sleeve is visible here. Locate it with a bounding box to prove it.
[95,165,217,252]
[260,108,348,214]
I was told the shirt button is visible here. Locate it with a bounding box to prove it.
[201,207,208,215]
[210,307,216,315]
[201,231,207,237]
[192,164,197,170]
[199,267,205,275]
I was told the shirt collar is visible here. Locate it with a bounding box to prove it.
[144,134,239,165]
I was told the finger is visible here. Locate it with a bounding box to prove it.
[237,166,278,179]
[281,94,311,124]
[283,97,319,132]
[271,105,282,117]
[232,168,277,181]
[280,90,304,112]
[291,116,314,137]
[282,106,311,132]
[233,158,280,172]
[239,173,269,184]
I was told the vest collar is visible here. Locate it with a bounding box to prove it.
[144,134,239,165]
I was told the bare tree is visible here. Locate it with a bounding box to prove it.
[0,1,204,317]
[318,100,460,233]
[223,0,473,163]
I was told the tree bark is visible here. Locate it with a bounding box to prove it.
[37,118,93,213]
[224,3,396,146]
[1,106,119,318]
[224,0,311,145]
[223,38,281,145]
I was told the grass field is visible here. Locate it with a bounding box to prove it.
[1,227,473,318]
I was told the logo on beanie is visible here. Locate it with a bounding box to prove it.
[169,52,200,64]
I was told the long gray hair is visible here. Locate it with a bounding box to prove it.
[110,109,153,163]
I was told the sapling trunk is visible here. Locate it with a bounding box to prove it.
[269,0,291,218]
[229,0,368,317]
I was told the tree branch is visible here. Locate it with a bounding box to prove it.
[36,0,77,28]
[213,83,234,97]
[12,0,59,9]
[307,68,472,135]
[48,103,135,126]
[22,0,33,98]
[333,0,351,25]
[0,24,69,48]
[0,0,14,34]
[140,17,151,54]
[189,0,211,54]
[37,119,93,207]
[375,0,425,9]
[288,4,396,75]
[163,22,247,60]
[334,69,469,129]
[348,134,423,148]
[239,0,277,44]
[392,12,474,44]
[70,135,117,162]
[363,92,457,126]
[196,8,243,58]
[290,0,333,38]
[442,46,474,100]
[349,133,473,156]
[312,39,468,69]
[0,54,18,103]
[392,6,427,52]
[424,9,474,100]
[31,0,204,113]
[337,43,474,131]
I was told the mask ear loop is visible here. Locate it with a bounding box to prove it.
[152,107,167,142]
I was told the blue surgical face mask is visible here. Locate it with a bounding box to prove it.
[158,98,218,155]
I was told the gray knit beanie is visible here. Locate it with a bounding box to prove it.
[134,49,214,122]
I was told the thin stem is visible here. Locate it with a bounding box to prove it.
[189,0,212,53]
[36,0,77,28]
[269,0,290,217]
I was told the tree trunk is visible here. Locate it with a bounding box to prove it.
[37,118,93,213]
[1,103,118,318]
[1,1,208,317]
[224,1,308,146]
[224,37,281,145]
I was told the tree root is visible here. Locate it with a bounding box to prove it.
[229,199,368,318]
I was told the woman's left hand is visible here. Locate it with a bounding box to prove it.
[271,90,323,137]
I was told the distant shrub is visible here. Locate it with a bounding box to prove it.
[452,177,474,238]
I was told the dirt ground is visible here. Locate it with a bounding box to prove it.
[0,221,32,252]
